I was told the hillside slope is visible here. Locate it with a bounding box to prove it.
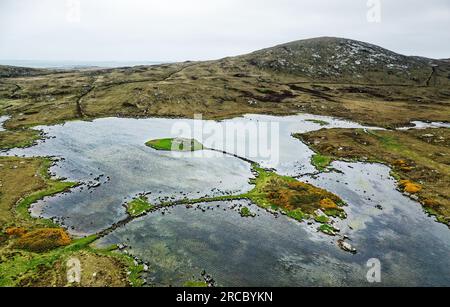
[0,65,52,78]
[0,37,449,130]
[239,37,450,85]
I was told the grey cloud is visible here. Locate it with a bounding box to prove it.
[0,0,449,61]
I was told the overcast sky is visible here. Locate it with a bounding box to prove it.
[0,0,449,62]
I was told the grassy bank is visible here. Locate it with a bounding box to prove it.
[0,156,143,287]
[0,128,42,150]
[295,128,450,227]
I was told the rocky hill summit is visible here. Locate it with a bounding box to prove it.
[240,37,449,85]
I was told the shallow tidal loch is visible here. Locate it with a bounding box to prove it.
[4,114,450,286]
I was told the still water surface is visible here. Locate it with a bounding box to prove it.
[4,114,450,286]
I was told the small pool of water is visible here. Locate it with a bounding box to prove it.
[0,115,9,132]
[397,121,450,130]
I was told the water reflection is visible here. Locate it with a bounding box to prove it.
[3,113,450,286]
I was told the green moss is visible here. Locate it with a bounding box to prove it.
[390,170,401,181]
[311,154,333,171]
[318,224,338,236]
[324,209,347,219]
[287,209,307,221]
[424,207,448,225]
[126,196,154,217]
[127,263,145,287]
[145,138,204,152]
[314,215,330,224]
[239,206,255,217]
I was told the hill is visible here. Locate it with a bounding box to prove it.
[0,65,52,78]
[238,37,449,85]
[0,37,449,130]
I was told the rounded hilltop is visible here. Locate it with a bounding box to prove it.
[239,36,446,85]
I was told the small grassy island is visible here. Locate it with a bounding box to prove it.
[311,154,333,171]
[245,165,346,235]
[145,138,204,152]
[239,206,256,218]
[126,196,154,217]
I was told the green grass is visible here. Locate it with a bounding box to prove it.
[367,130,402,151]
[287,209,307,221]
[126,196,154,217]
[311,154,333,171]
[12,158,78,226]
[145,138,173,150]
[424,207,447,224]
[0,157,145,287]
[318,224,338,236]
[323,209,347,219]
[0,235,97,287]
[0,234,145,287]
[239,206,255,217]
[245,164,299,209]
[145,138,204,152]
[305,119,329,126]
[15,181,77,225]
[0,129,42,150]
[314,215,330,224]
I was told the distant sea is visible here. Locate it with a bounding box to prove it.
[0,60,167,69]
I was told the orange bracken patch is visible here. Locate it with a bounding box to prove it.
[14,228,71,252]
[399,180,422,194]
[5,227,27,237]
[319,198,339,210]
